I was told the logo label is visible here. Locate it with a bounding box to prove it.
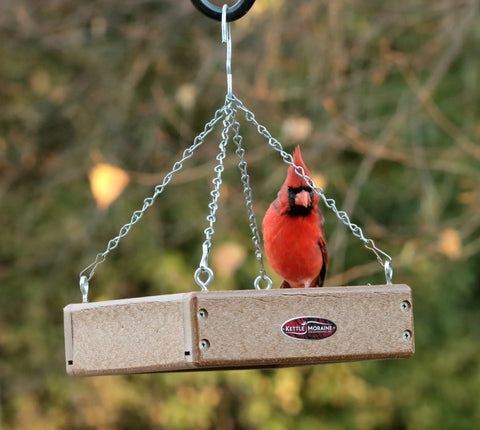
[281,316,337,340]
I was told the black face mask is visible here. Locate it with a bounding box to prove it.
[287,186,314,217]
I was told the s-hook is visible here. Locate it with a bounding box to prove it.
[191,0,256,21]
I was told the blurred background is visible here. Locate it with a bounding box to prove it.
[1,0,480,428]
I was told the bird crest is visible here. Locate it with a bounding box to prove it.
[286,146,312,189]
[277,146,318,208]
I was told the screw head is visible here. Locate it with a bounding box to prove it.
[198,308,208,320]
[401,301,411,312]
[402,330,412,341]
[199,339,210,351]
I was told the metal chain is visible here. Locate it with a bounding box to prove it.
[231,114,272,289]
[194,100,235,290]
[232,95,394,285]
[79,4,393,302]
[194,8,273,291]
[78,105,227,302]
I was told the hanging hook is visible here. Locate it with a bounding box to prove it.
[191,0,256,22]
[222,5,233,95]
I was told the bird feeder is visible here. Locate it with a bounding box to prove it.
[64,0,414,377]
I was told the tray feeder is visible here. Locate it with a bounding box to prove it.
[64,1,415,376]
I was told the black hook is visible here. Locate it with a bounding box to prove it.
[191,0,256,22]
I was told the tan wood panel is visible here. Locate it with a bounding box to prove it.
[65,294,189,376]
[192,285,414,367]
[64,284,414,376]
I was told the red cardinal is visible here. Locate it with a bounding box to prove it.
[262,147,328,288]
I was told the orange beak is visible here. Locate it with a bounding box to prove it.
[294,190,310,207]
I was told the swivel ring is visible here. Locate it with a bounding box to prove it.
[191,0,256,22]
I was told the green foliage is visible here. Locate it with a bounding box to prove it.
[2,0,480,428]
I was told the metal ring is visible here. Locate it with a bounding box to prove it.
[191,0,256,22]
[194,267,214,291]
[254,275,273,290]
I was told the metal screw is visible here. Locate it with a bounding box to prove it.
[198,308,208,320]
[402,330,412,341]
[199,339,210,351]
[401,301,411,312]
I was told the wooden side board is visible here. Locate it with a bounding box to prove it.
[64,284,415,376]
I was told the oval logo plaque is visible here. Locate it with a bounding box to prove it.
[281,316,337,340]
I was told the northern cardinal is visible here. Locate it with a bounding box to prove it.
[262,147,328,288]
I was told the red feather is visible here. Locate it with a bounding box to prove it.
[262,147,328,288]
